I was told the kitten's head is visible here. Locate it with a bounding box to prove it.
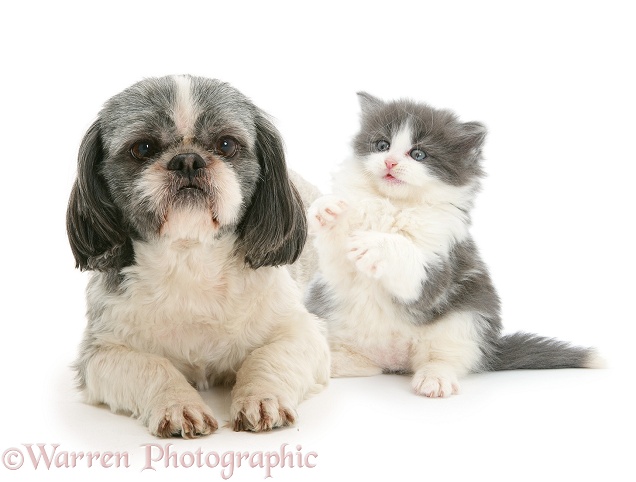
[352,93,486,201]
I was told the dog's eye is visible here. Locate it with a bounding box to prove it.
[215,137,239,158]
[130,140,158,160]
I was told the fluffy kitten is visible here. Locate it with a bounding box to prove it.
[305,93,600,397]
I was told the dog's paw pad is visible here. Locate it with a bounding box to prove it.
[231,396,297,432]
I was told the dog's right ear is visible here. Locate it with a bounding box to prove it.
[66,120,133,271]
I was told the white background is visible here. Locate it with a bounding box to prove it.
[1,1,634,481]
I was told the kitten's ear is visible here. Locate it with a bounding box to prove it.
[357,92,384,114]
[459,121,487,150]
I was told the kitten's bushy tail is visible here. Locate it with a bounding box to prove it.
[487,332,603,371]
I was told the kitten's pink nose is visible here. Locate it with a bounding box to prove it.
[385,159,398,169]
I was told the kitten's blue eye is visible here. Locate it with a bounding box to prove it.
[375,140,390,152]
[410,149,427,161]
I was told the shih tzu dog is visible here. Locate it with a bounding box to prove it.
[66,75,330,437]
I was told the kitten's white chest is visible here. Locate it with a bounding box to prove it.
[312,194,469,372]
[328,281,419,372]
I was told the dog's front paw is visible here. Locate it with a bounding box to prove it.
[308,196,349,233]
[347,231,386,278]
[147,397,218,439]
[231,395,297,432]
[411,373,460,398]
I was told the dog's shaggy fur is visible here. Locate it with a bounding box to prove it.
[67,75,330,437]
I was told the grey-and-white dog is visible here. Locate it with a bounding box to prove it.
[66,75,329,437]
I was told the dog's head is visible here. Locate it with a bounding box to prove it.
[67,75,306,271]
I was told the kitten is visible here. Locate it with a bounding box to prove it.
[305,93,601,397]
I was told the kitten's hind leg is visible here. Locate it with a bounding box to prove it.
[410,311,484,398]
[330,348,383,377]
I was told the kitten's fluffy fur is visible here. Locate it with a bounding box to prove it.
[306,93,599,397]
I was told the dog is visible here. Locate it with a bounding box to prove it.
[66,75,330,437]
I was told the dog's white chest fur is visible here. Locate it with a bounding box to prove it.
[88,233,283,387]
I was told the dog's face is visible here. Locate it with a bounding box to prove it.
[67,75,306,271]
[100,76,261,239]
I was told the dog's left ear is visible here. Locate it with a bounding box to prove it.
[237,113,307,269]
[66,120,134,271]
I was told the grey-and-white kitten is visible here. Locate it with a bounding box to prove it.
[305,93,601,397]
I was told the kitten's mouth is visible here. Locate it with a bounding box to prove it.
[384,173,404,184]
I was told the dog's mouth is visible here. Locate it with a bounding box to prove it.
[177,185,205,192]
[170,179,211,209]
[174,176,209,195]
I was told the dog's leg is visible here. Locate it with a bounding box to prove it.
[230,323,329,432]
[81,345,218,438]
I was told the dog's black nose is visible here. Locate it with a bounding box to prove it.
[167,153,207,177]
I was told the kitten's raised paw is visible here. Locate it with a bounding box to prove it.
[308,196,348,233]
[347,232,386,278]
[412,374,460,398]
